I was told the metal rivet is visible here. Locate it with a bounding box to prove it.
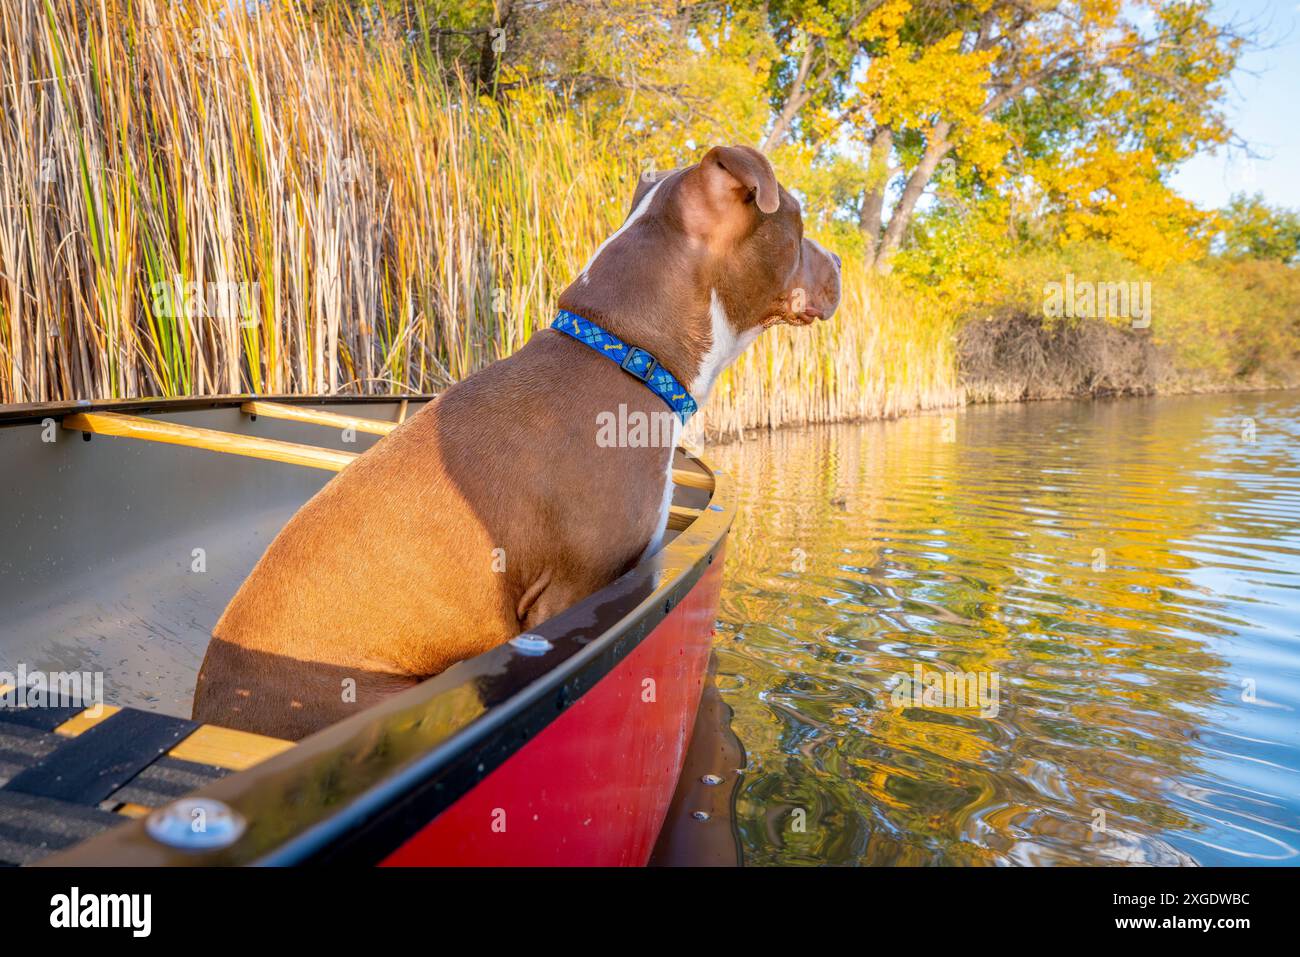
[146,797,246,850]
[691,810,711,822]
[509,633,551,655]
[701,774,724,786]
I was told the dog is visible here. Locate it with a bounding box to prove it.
[192,144,841,739]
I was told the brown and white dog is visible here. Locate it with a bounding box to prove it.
[192,144,841,739]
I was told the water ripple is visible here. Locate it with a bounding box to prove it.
[709,393,1300,866]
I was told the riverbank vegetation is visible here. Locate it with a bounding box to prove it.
[1,1,1296,432]
[961,241,1300,401]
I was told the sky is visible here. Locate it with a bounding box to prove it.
[1170,0,1300,210]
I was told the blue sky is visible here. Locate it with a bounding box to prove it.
[1170,0,1300,210]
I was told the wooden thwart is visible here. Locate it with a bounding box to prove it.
[666,504,704,531]
[668,467,713,491]
[241,400,397,436]
[63,407,709,529]
[63,412,354,472]
[242,400,716,491]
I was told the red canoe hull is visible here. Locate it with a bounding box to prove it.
[383,549,725,866]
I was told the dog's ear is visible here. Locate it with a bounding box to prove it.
[678,145,780,239]
[701,145,780,213]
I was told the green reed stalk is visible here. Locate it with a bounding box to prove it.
[0,0,960,432]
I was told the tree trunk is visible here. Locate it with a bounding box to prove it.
[760,43,816,152]
[874,123,952,275]
[858,127,892,269]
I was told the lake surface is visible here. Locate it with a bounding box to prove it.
[706,392,1300,866]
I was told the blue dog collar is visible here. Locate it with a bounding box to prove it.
[552,310,698,424]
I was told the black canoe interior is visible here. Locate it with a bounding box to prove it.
[0,397,710,716]
[0,396,720,865]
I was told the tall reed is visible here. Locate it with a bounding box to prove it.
[0,0,960,433]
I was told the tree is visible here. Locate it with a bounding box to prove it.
[758,0,1243,273]
[332,1,1251,278]
[1217,193,1300,264]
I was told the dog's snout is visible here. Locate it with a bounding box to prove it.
[793,237,841,323]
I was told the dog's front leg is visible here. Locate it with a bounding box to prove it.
[518,574,595,632]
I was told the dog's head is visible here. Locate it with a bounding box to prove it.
[629,145,841,330]
[559,144,841,399]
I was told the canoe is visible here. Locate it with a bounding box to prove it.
[0,395,732,865]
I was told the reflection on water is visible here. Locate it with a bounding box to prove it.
[707,392,1300,866]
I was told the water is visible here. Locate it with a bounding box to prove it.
[706,392,1300,866]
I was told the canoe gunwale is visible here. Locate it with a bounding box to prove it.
[17,394,735,866]
[0,392,421,426]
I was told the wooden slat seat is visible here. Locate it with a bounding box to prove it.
[0,700,293,865]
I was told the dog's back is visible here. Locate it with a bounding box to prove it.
[192,338,668,737]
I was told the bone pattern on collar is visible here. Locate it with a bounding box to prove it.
[552,310,699,424]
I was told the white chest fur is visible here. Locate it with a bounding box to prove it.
[690,290,761,403]
[641,291,757,561]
